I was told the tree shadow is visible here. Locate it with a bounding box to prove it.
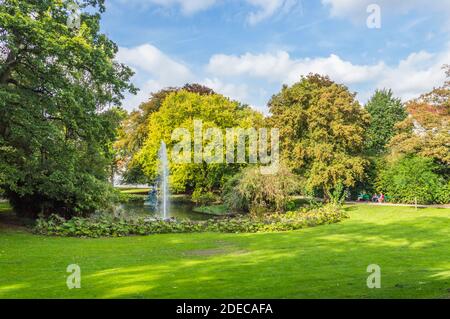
[81,215,450,298]
[1,211,449,299]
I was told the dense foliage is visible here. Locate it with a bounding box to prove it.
[377,156,449,205]
[135,90,264,194]
[389,66,450,167]
[223,164,299,214]
[365,89,407,155]
[268,74,370,197]
[115,84,216,184]
[379,66,449,204]
[0,0,135,217]
[34,204,348,237]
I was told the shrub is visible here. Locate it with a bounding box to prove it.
[191,189,218,206]
[326,182,350,206]
[223,164,299,215]
[435,181,450,204]
[192,204,229,215]
[33,204,348,238]
[118,192,146,203]
[377,156,448,204]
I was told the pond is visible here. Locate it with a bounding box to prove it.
[118,197,213,221]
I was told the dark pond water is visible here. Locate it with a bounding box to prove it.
[119,198,213,221]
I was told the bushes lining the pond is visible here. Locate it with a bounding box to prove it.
[118,192,147,203]
[33,205,348,238]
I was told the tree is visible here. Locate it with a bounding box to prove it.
[0,0,135,217]
[268,74,370,197]
[223,163,299,215]
[116,84,216,184]
[365,89,407,154]
[135,90,264,194]
[389,65,450,167]
[377,156,449,204]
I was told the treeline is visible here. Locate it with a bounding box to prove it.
[117,69,450,206]
[1,1,448,219]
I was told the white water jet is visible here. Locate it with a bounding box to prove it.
[158,141,170,219]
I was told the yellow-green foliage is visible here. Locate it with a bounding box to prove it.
[136,90,264,193]
[268,74,370,195]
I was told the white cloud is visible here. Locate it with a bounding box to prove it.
[202,77,250,102]
[117,43,450,112]
[322,0,450,20]
[207,46,450,103]
[207,51,385,85]
[116,44,255,110]
[117,44,192,83]
[123,79,164,111]
[377,49,450,101]
[117,44,193,110]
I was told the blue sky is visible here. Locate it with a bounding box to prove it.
[100,0,450,113]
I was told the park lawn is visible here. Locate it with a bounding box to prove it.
[0,205,449,299]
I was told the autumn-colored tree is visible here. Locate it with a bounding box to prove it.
[389,65,450,166]
[268,74,370,197]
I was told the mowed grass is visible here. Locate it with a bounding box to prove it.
[0,205,449,299]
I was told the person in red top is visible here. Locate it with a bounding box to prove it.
[378,193,385,203]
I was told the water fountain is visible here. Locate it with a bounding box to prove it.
[158,141,170,219]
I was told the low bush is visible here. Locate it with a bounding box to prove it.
[191,190,218,206]
[377,156,449,204]
[118,192,146,203]
[223,164,299,215]
[435,181,450,204]
[33,204,348,238]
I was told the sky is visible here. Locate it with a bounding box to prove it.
[100,0,450,113]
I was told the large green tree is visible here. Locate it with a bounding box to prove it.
[136,90,264,194]
[365,89,407,155]
[0,0,135,217]
[116,84,216,184]
[268,74,370,197]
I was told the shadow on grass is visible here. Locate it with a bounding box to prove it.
[81,216,450,298]
[1,210,449,299]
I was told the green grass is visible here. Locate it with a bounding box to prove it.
[116,188,151,195]
[192,204,229,215]
[0,205,449,299]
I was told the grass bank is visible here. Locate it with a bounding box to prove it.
[0,205,448,298]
